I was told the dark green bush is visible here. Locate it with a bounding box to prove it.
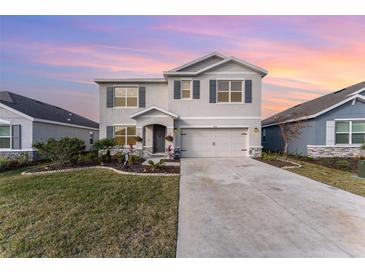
[0,156,10,171]
[335,159,351,171]
[115,152,126,165]
[128,154,141,166]
[147,160,165,171]
[16,153,30,165]
[33,137,85,168]
[92,138,116,151]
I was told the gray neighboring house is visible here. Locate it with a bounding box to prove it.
[0,91,99,160]
[96,52,268,158]
[262,81,365,158]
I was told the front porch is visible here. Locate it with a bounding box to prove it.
[130,106,178,158]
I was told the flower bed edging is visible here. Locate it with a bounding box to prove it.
[21,165,179,177]
[280,159,302,169]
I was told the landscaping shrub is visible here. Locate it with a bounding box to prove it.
[16,153,30,165]
[71,151,99,166]
[261,151,279,161]
[0,156,10,171]
[100,149,112,164]
[128,154,141,166]
[361,144,365,150]
[115,152,126,165]
[335,159,351,171]
[148,160,165,171]
[92,138,116,151]
[33,137,85,168]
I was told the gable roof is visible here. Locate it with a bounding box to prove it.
[164,52,268,77]
[94,78,166,84]
[130,106,179,119]
[262,81,365,127]
[0,91,99,129]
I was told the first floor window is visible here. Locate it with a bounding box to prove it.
[0,125,11,148]
[217,80,243,103]
[114,86,138,107]
[114,126,136,146]
[335,121,365,145]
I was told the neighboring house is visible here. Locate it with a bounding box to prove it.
[96,52,267,158]
[262,81,365,158]
[0,91,99,159]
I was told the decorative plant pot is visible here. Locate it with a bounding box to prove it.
[359,149,365,158]
[165,135,173,142]
[135,136,143,143]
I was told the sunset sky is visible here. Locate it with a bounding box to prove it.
[0,16,364,122]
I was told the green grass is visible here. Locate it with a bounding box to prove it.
[288,158,365,197]
[0,168,179,257]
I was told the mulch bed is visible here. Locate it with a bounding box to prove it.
[291,156,361,173]
[257,158,299,168]
[29,160,180,174]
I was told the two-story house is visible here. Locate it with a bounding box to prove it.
[95,52,267,158]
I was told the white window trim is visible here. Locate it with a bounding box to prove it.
[335,120,365,145]
[180,79,193,100]
[216,79,245,104]
[113,85,139,108]
[0,124,12,150]
[113,125,137,147]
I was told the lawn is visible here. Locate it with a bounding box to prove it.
[0,168,180,257]
[288,159,365,198]
[260,152,365,198]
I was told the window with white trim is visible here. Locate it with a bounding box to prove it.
[114,126,136,146]
[217,80,243,103]
[181,80,191,99]
[0,125,11,148]
[114,87,138,107]
[335,121,365,145]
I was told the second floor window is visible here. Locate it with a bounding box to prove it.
[114,87,138,107]
[181,80,191,99]
[217,80,243,103]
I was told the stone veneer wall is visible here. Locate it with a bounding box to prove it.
[307,146,363,158]
[249,147,262,158]
[0,151,36,160]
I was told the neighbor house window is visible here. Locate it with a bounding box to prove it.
[335,121,365,145]
[0,125,11,149]
[114,87,138,107]
[181,80,191,99]
[114,126,136,146]
[217,80,243,103]
[352,121,365,144]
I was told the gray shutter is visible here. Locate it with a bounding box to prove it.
[209,80,216,103]
[326,121,335,146]
[139,86,146,107]
[106,126,114,140]
[106,86,114,108]
[12,125,21,149]
[174,80,181,99]
[245,80,252,103]
[193,80,200,99]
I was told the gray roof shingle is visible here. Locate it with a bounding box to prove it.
[0,91,99,129]
[262,81,365,126]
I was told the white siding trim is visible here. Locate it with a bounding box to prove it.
[0,103,34,121]
[0,118,11,124]
[34,119,99,130]
[179,125,250,129]
[180,116,261,120]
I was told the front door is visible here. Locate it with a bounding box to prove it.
[153,125,166,153]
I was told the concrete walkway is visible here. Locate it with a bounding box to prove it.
[177,158,365,257]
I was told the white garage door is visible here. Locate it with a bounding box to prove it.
[181,128,248,157]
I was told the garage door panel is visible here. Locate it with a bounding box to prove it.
[181,128,248,158]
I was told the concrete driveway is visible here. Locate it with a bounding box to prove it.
[177,158,365,257]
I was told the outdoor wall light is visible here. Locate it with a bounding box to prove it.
[254,127,260,133]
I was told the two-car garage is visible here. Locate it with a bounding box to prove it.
[180,128,248,157]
